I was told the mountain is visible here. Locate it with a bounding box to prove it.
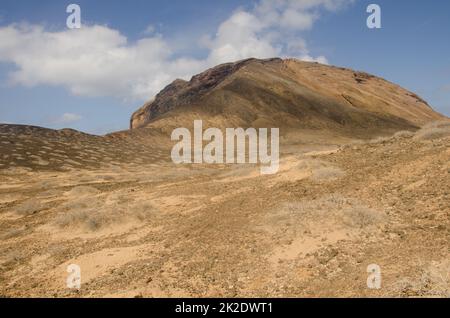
[130,58,444,136]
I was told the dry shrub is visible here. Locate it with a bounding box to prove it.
[311,167,345,181]
[55,193,157,231]
[367,130,415,143]
[368,136,391,144]
[14,198,44,216]
[341,205,385,229]
[391,259,450,298]
[55,210,99,230]
[0,228,26,240]
[36,180,55,189]
[149,166,215,182]
[341,140,365,150]
[414,127,450,140]
[132,202,157,221]
[0,251,25,270]
[219,164,255,179]
[272,195,386,232]
[62,199,91,211]
[65,186,100,197]
[296,158,325,170]
[422,120,450,129]
[97,175,116,181]
[1,167,32,176]
[297,159,345,182]
[393,130,415,139]
[414,121,450,141]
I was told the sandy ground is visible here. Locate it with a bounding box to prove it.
[0,125,449,298]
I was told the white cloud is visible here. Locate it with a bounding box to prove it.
[0,0,352,102]
[205,11,281,65]
[0,23,206,101]
[204,0,353,66]
[51,113,82,124]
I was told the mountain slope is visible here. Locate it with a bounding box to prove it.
[0,124,171,171]
[130,58,444,135]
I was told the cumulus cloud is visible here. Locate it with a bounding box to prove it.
[0,0,352,101]
[0,23,205,101]
[204,0,353,65]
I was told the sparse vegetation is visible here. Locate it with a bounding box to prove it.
[55,195,157,231]
[65,185,100,197]
[410,120,450,140]
[296,159,345,182]
[273,194,386,231]
[391,259,450,297]
[368,136,391,144]
[55,209,99,230]
[311,166,345,181]
[423,120,450,129]
[14,198,44,216]
[393,130,415,139]
[341,205,385,228]
[414,126,450,140]
[0,227,27,240]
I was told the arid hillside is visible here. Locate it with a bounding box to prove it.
[0,124,171,171]
[0,121,449,297]
[0,58,449,298]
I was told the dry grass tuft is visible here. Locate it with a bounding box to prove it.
[413,121,450,141]
[55,210,99,231]
[296,159,345,182]
[341,205,386,229]
[422,120,450,129]
[368,136,392,144]
[391,259,450,298]
[393,130,415,139]
[414,127,450,140]
[272,194,386,231]
[311,167,345,181]
[65,186,100,197]
[14,198,44,216]
[55,192,157,231]
[0,227,27,240]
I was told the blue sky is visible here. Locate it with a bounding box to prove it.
[0,0,449,135]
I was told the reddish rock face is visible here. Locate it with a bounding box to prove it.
[130,57,445,130]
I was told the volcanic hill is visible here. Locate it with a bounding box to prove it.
[130,58,443,136]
